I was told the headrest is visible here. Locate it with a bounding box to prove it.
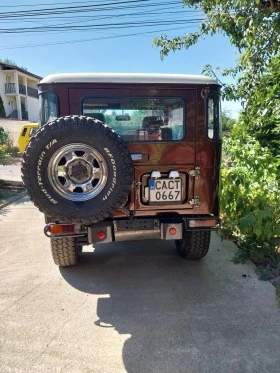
[89,113,105,122]
[142,116,163,129]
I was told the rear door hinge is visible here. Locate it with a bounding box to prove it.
[133,180,141,189]
[189,196,200,207]
[188,167,200,178]
[121,205,134,219]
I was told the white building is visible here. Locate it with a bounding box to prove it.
[0,63,42,122]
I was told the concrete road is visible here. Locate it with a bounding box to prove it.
[0,198,280,373]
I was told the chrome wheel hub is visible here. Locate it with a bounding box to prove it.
[48,144,108,201]
[68,159,92,184]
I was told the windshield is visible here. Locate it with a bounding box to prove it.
[82,97,185,141]
[39,91,59,126]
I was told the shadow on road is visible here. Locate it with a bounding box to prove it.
[0,193,29,217]
[59,238,237,373]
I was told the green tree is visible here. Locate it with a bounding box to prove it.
[240,54,280,161]
[154,1,280,268]
[0,95,6,117]
[256,1,280,11]
[0,58,27,71]
[153,1,280,103]
[153,1,280,169]
[221,110,236,132]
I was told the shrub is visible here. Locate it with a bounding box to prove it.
[0,126,12,158]
[220,124,280,266]
[0,95,6,118]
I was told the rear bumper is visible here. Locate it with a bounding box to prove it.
[44,215,218,243]
[89,221,184,243]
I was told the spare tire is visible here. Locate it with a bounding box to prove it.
[22,116,133,223]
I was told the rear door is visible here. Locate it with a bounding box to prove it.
[129,88,196,213]
[69,86,196,214]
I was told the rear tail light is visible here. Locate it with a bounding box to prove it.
[169,227,177,235]
[188,219,217,228]
[97,231,106,240]
[50,224,75,235]
[44,223,83,239]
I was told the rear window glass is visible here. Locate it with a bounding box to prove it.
[82,97,185,141]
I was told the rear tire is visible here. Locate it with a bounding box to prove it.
[51,237,80,267]
[175,230,211,260]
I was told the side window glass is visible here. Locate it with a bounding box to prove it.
[29,128,38,137]
[39,92,58,126]
[208,93,221,140]
[21,127,27,136]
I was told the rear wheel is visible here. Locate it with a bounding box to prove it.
[51,237,81,267]
[175,230,211,260]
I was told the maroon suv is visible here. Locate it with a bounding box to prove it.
[22,73,221,266]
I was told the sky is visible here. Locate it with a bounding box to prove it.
[1,0,241,117]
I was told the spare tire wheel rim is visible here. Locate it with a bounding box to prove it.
[47,143,108,201]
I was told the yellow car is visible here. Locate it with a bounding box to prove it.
[18,123,39,153]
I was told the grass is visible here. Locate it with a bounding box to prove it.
[0,187,24,205]
[0,188,15,200]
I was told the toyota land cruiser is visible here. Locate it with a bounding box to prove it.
[21,73,221,266]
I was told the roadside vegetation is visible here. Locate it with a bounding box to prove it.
[0,58,27,71]
[154,1,280,288]
[0,126,19,163]
[0,126,11,159]
[0,94,6,118]
[0,126,23,206]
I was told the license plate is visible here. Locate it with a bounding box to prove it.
[149,178,182,202]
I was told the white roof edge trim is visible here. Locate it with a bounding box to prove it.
[40,73,218,85]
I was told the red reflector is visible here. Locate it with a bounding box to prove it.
[97,231,106,240]
[50,224,75,235]
[169,227,177,235]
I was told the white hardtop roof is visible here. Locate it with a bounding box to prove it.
[40,73,218,85]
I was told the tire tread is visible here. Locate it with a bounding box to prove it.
[51,237,78,266]
[175,230,211,260]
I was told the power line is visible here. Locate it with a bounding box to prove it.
[0,1,202,37]
[0,18,202,34]
[2,0,144,8]
[0,25,191,50]
[0,0,202,51]
[0,0,173,18]
[0,5,199,23]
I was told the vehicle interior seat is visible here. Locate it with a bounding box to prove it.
[161,127,173,140]
[142,116,163,129]
[141,116,173,140]
[87,113,106,122]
